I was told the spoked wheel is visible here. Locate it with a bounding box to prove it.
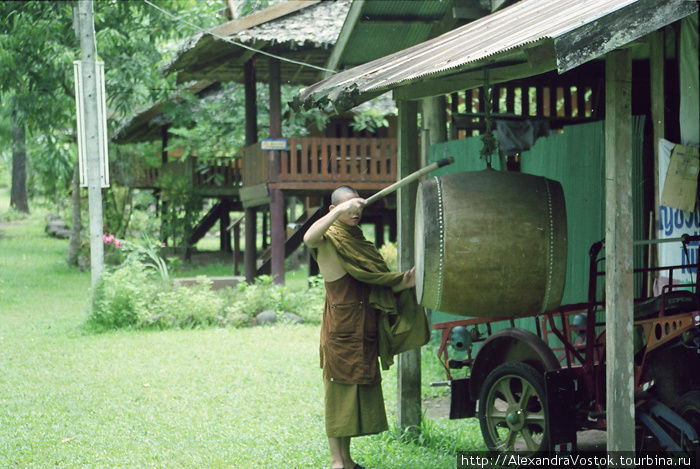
[478,362,549,453]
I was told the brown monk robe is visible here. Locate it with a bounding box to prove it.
[321,273,387,437]
[319,221,429,437]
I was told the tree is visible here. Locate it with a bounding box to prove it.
[0,1,223,261]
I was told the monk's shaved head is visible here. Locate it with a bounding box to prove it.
[331,185,359,206]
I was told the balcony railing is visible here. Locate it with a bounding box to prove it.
[242,137,398,189]
[124,156,242,194]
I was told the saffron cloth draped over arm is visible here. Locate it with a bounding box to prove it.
[324,221,429,369]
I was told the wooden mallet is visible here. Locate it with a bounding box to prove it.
[365,157,454,205]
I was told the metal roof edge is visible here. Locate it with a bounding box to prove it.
[555,0,698,73]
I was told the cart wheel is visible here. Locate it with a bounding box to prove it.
[478,362,549,453]
[677,391,700,453]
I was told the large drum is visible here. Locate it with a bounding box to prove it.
[415,169,567,317]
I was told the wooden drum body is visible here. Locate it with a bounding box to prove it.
[415,170,567,317]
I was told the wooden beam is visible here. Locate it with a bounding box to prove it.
[269,58,285,285]
[211,1,319,37]
[396,100,421,434]
[604,48,635,453]
[649,29,665,273]
[324,0,364,78]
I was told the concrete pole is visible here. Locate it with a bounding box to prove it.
[76,0,104,287]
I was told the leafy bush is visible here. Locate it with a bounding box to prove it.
[379,241,397,271]
[159,173,202,250]
[89,256,159,330]
[87,257,325,332]
[221,274,325,324]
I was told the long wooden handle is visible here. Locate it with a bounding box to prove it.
[365,157,454,205]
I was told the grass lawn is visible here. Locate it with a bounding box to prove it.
[0,189,485,468]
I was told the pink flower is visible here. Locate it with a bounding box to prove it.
[102,234,112,245]
[114,240,122,248]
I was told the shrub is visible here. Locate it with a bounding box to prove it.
[379,241,397,271]
[88,265,325,332]
[88,257,159,330]
[142,278,226,329]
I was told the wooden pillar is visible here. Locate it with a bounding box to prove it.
[396,99,421,433]
[649,29,665,280]
[220,200,231,253]
[449,93,459,140]
[261,210,268,249]
[604,49,635,453]
[159,125,168,243]
[233,221,241,276]
[269,58,285,285]
[422,96,447,157]
[244,58,258,283]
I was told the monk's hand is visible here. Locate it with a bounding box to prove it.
[404,266,416,289]
[393,266,416,292]
[335,197,366,214]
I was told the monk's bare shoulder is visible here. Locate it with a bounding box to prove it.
[316,240,346,282]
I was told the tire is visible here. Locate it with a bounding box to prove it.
[677,391,700,453]
[478,362,549,453]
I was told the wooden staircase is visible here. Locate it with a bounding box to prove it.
[256,206,324,275]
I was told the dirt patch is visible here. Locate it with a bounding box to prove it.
[423,395,450,420]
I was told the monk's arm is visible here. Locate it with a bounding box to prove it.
[303,198,365,248]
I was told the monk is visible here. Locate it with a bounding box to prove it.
[303,185,417,469]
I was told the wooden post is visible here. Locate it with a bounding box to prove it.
[220,200,231,253]
[604,49,635,453]
[422,96,447,159]
[449,93,459,140]
[269,57,285,285]
[261,209,268,249]
[244,58,258,283]
[649,29,665,286]
[396,99,421,433]
[76,0,104,287]
[233,222,241,276]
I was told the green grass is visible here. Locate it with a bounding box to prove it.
[0,193,485,468]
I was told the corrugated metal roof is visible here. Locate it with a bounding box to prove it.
[297,0,697,110]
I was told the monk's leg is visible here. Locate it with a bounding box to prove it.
[340,436,357,468]
[328,437,344,469]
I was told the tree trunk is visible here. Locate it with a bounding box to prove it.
[10,114,29,213]
[67,161,81,266]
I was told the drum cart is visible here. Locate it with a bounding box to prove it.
[432,235,700,453]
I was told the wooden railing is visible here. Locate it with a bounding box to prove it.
[279,137,397,183]
[194,157,243,189]
[124,157,242,192]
